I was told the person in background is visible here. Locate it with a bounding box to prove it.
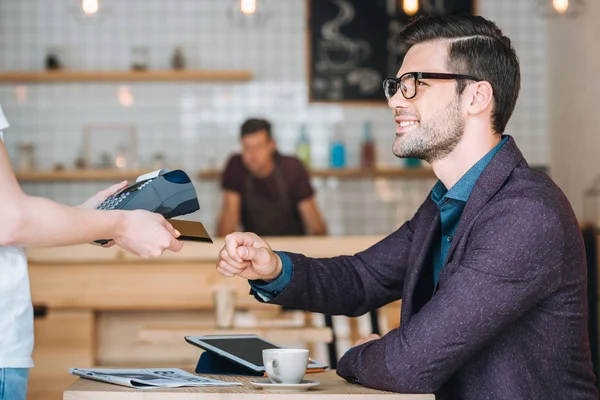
[217,118,326,237]
[0,105,183,400]
[215,15,599,400]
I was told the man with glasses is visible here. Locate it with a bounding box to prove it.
[215,15,598,400]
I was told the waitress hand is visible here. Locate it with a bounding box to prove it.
[78,180,128,248]
[217,232,283,282]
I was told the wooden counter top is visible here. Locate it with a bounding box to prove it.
[26,235,385,310]
[25,235,385,264]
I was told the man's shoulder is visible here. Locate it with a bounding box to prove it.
[278,154,304,166]
[484,162,576,229]
[277,154,307,174]
[502,164,567,207]
[224,154,243,167]
[223,154,247,174]
[221,154,248,190]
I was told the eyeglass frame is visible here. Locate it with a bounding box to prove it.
[383,72,484,100]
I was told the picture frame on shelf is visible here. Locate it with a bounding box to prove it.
[83,124,138,170]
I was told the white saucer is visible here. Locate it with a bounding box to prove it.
[249,378,320,392]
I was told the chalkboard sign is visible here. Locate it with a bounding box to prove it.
[307,0,474,103]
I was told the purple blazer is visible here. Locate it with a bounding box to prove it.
[267,137,599,399]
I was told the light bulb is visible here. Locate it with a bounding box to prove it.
[553,0,569,14]
[241,0,257,15]
[15,86,28,105]
[118,86,134,108]
[82,0,99,16]
[403,0,419,16]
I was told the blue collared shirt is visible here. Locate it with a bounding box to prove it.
[251,136,508,298]
[430,136,508,286]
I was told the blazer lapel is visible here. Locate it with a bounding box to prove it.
[445,136,525,263]
[404,198,440,318]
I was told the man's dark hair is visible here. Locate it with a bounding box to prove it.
[240,118,272,139]
[400,15,520,134]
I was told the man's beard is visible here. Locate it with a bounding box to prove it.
[392,98,465,164]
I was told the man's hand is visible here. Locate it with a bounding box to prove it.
[217,232,282,281]
[113,210,183,258]
[79,181,128,247]
[353,334,381,347]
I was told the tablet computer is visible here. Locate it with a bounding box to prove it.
[185,334,329,374]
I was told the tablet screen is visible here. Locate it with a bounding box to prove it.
[185,335,329,371]
[199,337,278,366]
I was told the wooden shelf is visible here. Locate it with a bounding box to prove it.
[16,165,547,183]
[16,169,149,182]
[15,167,435,183]
[198,167,436,180]
[0,70,253,83]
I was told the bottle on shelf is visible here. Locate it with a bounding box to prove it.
[329,125,346,169]
[296,124,311,168]
[360,121,376,169]
[171,46,185,70]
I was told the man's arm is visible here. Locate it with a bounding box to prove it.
[217,190,241,237]
[216,198,424,315]
[298,196,326,236]
[335,198,566,393]
[0,141,181,257]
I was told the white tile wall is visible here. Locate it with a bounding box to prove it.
[0,0,549,237]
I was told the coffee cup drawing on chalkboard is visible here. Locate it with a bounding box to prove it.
[316,1,369,73]
[314,0,380,98]
[309,0,472,102]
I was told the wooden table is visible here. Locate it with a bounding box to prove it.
[63,370,434,399]
[29,236,393,400]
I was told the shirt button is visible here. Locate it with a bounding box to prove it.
[447,236,453,242]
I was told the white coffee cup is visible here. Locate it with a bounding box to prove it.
[262,349,309,384]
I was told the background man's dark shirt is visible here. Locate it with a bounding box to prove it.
[221,154,314,236]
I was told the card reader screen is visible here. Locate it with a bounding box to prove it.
[114,180,146,196]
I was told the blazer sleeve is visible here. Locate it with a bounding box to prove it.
[259,201,427,316]
[335,196,568,393]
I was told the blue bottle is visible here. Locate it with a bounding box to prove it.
[330,127,346,169]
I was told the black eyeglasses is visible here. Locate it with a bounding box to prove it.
[383,72,483,100]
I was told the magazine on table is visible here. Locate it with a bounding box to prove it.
[69,367,242,389]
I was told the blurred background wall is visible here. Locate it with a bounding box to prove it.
[0,0,553,236]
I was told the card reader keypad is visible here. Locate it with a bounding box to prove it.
[97,179,154,210]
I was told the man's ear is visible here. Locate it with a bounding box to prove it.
[467,81,494,115]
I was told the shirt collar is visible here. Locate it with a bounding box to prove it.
[431,136,508,206]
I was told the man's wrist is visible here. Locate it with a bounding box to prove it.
[263,253,283,282]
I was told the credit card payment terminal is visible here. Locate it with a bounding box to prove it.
[95,169,211,244]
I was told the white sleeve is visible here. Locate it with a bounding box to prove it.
[0,105,9,131]
[0,104,9,141]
